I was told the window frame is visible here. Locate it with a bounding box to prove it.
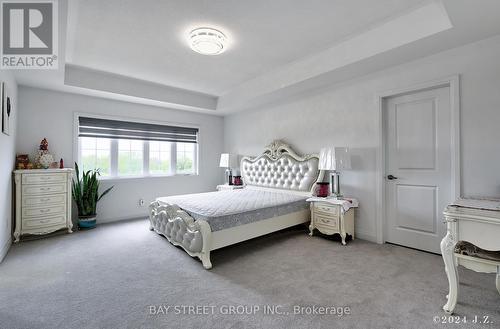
[74,113,200,181]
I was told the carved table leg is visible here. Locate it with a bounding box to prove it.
[340,232,347,245]
[340,216,347,245]
[13,231,20,243]
[496,267,500,295]
[309,204,314,236]
[441,229,458,314]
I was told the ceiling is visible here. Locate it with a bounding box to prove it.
[67,0,429,95]
[9,0,500,115]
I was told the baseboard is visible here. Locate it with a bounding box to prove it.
[97,215,147,224]
[355,230,378,243]
[0,237,12,264]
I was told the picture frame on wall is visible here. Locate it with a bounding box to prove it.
[1,82,12,136]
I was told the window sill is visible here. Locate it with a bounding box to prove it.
[98,173,198,183]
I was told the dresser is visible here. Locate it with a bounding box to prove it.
[13,169,74,242]
[441,199,500,314]
[307,197,358,245]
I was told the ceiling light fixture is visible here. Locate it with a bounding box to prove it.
[189,27,227,55]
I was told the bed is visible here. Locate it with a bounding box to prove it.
[148,140,324,269]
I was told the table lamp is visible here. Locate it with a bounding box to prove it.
[219,153,238,185]
[318,147,351,197]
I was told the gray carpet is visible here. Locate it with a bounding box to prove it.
[0,219,498,329]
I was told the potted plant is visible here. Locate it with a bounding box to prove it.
[72,163,114,229]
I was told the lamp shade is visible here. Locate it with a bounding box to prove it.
[219,153,238,168]
[318,147,351,171]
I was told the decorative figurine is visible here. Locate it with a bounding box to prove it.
[59,158,64,169]
[35,138,54,169]
[40,138,48,151]
[16,154,29,169]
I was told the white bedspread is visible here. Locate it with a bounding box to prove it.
[156,187,310,231]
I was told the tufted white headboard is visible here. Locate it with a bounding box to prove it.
[240,140,324,193]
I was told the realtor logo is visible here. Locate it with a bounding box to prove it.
[1,0,58,69]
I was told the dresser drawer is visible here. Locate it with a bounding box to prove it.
[23,194,66,207]
[314,203,340,217]
[314,213,339,230]
[22,183,67,196]
[22,204,66,218]
[22,173,66,185]
[22,214,66,229]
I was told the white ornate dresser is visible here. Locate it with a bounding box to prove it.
[441,198,500,314]
[13,169,74,242]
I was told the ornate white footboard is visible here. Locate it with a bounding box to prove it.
[148,200,213,269]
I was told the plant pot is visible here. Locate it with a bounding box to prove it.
[78,215,97,229]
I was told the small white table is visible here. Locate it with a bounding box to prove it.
[216,184,245,191]
[441,199,500,314]
[306,197,358,245]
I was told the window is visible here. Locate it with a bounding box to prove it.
[149,141,171,174]
[77,116,198,178]
[80,137,111,176]
[176,142,195,174]
[118,140,143,176]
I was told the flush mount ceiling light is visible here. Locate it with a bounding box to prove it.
[189,27,227,55]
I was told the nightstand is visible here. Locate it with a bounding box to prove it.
[216,184,245,191]
[307,198,358,245]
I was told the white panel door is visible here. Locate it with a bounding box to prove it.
[385,87,452,254]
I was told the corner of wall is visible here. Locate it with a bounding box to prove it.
[0,71,18,263]
[0,237,12,263]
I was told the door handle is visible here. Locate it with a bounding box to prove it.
[387,175,398,180]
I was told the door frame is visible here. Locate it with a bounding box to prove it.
[375,75,461,244]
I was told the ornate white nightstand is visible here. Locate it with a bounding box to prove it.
[216,184,245,191]
[307,197,358,245]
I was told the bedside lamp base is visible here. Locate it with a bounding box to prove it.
[330,171,342,198]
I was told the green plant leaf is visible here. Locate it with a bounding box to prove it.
[71,162,114,217]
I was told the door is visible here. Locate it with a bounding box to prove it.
[384,86,452,254]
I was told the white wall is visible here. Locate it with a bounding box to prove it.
[224,34,500,241]
[17,87,224,223]
[0,72,18,262]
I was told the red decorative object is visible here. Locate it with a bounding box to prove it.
[59,158,64,169]
[233,176,242,186]
[316,182,330,198]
